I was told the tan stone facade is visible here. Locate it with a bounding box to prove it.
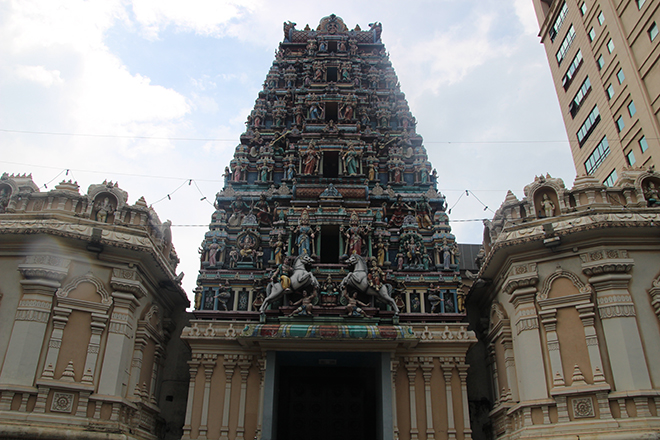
[468,170,660,438]
[0,174,190,440]
[532,0,660,184]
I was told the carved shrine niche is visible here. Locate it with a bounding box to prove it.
[533,188,560,219]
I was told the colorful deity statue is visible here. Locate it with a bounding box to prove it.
[342,211,369,256]
[293,209,316,256]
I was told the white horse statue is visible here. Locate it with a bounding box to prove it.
[339,254,400,315]
[260,254,320,313]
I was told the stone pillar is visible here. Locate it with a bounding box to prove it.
[501,332,518,401]
[235,355,253,440]
[457,359,472,440]
[441,358,457,440]
[96,290,140,396]
[41,307,72,379]
[81,313,109,384]
[420,357,435,440]
[581,250,652,391]
[254,357,266,440]
[538,308,565,386]
[182,354,202,440]
[576,302,606,381]
[505,263,548,400]
[0,255,70,387]
[220,354,238,440]
[404,357,419,440]
[391,359,400,440]
[198,354,217,440]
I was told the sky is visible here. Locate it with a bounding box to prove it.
[0,0,577,305]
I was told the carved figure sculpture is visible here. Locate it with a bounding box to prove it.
[288,290,317,316]
[95,197,114,223]
[271,234,286,265]
[293,209,316,256]
[644,181,660,206]
[343,144,360,175]
[260,254,320,313]
[541,193,556,217]
[342,291,368,317]
[303,143,320,175]
[339,253,399,314]
[342,211,368,256]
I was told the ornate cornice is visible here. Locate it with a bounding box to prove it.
[503,263,539,295]
[580,249,634,276]
[18,254,70,281]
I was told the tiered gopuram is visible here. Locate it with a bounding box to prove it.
[195,14,464,320]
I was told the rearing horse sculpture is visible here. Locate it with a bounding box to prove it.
[260,254,320,313]
[339,254,399,315]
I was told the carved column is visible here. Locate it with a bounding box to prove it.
[254,357,266,440]
[0,255,70,387]
[220,354,238,440]
[581,250,652,391]
[457,359,472,440]
[576,302,606,381]
[97,269,143,397]
[420,357,435,440]
[441,358,457,440]
[486,345,501,404]
[501,334,518,401]
[391,359,400,440]
[235,355,253,440]
[198,354,217,440]
[538,308,565,386]
[404,357,419,440]
[505,263,548,401]
[182,354,202,440]
[41,307,72,379]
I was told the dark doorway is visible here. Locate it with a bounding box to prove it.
[327,66,338,82]
[323,150,339,178]
[276,365,377,440]
[325,102,338,122]
[320,225,340,263]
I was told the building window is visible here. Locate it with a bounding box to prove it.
[628,101,636,116]
[570,76,591,118]
[617,68,625,83]
[584,136,610,174]
[604,169,618,187]
[640,135,649,152]
[606,84,614,99]
[598,11,605,25]
[650,22,658,41]
[562,50,583,89]
[637,0,646,10]
[607,39,615,53]
[581,2,588,15]
[550,2,569,42]
[597,55,605,70]
[627,150,636,165]
[577,105,600,146]
[589,27,596,41]
[616,116,625,132]
[556,25,576,65]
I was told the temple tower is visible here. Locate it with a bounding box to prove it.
[183,15,476,440]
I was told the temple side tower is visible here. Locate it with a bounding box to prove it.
[184,15,476,440]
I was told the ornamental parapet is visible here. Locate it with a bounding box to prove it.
[0,173,183,284]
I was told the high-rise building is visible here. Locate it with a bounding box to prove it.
[531,0,660,185]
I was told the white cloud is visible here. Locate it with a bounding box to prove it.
[14,65,63,86]
[2,0,191,157]
[130,0,261,40]
[513,0,542,36]
[390,12,512,101]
